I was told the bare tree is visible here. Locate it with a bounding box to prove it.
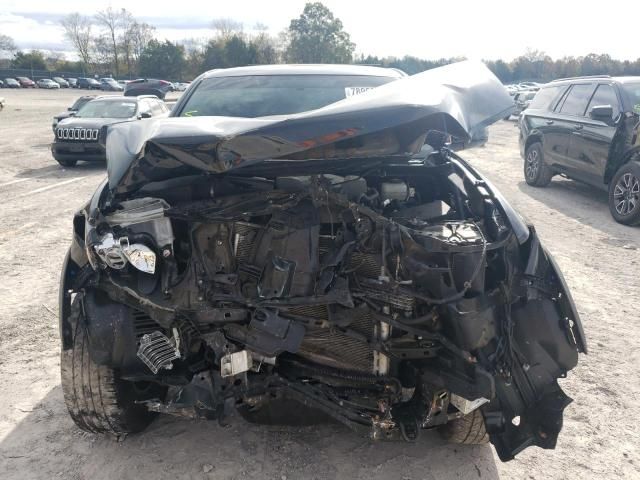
[120,9,136,75]
[60,14,93,71]
[95,7,127,76]
[92,35,113,70]
[122,21,155,76]
[253,22,269,32]
[211,18,243,39]
[0,34,17,54]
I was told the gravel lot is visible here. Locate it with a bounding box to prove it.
[0,88,638,480]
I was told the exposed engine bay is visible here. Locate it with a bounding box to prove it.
[62,148,585,461]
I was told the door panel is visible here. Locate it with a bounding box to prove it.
[539,114,573,167]
[566,84,621,188]
[554,83,597,178]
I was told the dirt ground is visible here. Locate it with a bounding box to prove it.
[0,89,638,480]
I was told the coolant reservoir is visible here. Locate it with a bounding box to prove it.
[380,179,409,204]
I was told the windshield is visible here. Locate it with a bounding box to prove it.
[623,83,640,113]
[178,74,395,118]
[71,97,93,110]
[76,100,137,119]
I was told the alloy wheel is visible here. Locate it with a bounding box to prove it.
[526,149,539,180]
[613,173,640,216]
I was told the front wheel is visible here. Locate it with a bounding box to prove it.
[609,161,640,225]
[55,157,77,168]
[60,296,162,435]
[438,409,489,445]
[524,142,553,187]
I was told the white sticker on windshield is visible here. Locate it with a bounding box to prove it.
[345,87,375,98]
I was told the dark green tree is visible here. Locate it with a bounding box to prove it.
[286,2,355,63]
[202,34,267,70]
[139,40,186,80]
[11,50,47,70]
[485,59,512,83]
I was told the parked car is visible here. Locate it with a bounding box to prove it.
[0,80,3,88]
[58,62,585,464]
[67,78,78,88]
[513,90,537,115]
[16,76,36,88]
[124,78,173,99]
[37,78,61,89]
[0,97,4,111]
[100,78,124,91]
[520,74,640,225]
[505,84,519,96]
[77,78,101,90]
[518,81,541,90]
[52,95,98,131]
[3,78,20,88]
[117,80,130,87]
[52,95,169,167]
[53,77,70,88]
[173,82,190,91]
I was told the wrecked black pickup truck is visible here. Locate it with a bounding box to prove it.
[59,61,586,462]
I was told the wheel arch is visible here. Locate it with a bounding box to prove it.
[604,146,640,185]
[524,133,543,153]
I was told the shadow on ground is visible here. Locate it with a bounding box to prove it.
[15,162,106,178]
[517,179,639,245]
[0,386,499,480]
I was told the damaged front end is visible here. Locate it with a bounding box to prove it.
[59,61,585,461]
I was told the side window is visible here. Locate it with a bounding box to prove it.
[139,99,152,115]
[150,100,165,115]
[529,86,565,111]
[587,84,620,118]
[559,84,596,116]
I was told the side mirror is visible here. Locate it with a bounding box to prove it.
[68,111,76,117]
[138,111,152,119]
[590,105,614,121]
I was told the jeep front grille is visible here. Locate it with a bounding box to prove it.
[56,127,99,141]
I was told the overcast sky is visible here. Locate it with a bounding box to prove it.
[1,0,637,61]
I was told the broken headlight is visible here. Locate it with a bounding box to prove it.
[94,233,157,274]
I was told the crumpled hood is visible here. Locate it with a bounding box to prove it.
[106,60,514,194]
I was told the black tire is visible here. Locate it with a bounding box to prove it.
[60,297,161,435]
[55,158,77,167]
[438,409,489,445]
[609,160,640,225]
[524,142,553,187]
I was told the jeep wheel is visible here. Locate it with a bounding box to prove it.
[56,158,77,168]
[524,142,553,187]
[438,409,489,445]
[60,296,163,435]
[609,161,640,225]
